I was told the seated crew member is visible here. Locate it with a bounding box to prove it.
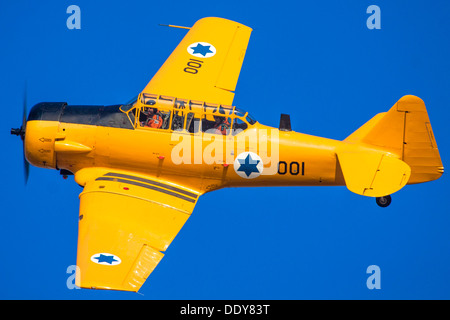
[213,116,230,135]
[146,108,163,129]
[140,107,152,127]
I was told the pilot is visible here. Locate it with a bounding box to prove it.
[146,108,163,129]
[213,116,230,135]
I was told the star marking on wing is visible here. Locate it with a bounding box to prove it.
[94,254,118,265]
[190,43,213,57]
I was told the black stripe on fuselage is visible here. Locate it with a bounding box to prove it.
[27,103,134,130]
[95,177,197,203]
[103,172,198,199]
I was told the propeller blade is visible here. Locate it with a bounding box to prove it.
[22,81,29,184]
[11,81,30,185]
[23,151,29,185]
[22,82,27,136]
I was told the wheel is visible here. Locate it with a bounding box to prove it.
[376,195,392,207]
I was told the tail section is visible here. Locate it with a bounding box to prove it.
[345,95,444,184]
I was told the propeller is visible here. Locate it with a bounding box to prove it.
[11,84,30,184]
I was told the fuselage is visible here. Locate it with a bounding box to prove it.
[23,97,389,194]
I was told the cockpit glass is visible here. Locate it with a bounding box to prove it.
[234,108,257,125]
[234,108,246,118]
[120,96,138,112]
[246,113,257,125]
[232,117,248,135]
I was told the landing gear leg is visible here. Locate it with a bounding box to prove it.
[376,195,392,207]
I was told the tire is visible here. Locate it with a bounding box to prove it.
[376,195,392,207]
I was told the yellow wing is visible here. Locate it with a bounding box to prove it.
[142,17,252,105]
[74,168,199,292]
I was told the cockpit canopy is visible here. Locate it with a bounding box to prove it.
[120,93,257,135]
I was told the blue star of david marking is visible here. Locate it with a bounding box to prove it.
[190,43,213,56]
[237,154,260,177]
[94,254,118,265]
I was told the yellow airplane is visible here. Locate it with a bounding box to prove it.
[11,17,443,292]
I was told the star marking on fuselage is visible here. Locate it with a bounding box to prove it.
[237,153,261,177]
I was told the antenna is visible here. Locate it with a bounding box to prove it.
[279,114,292,131]
[159,24,191,30]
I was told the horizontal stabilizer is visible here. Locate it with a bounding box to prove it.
[337,151,411,197]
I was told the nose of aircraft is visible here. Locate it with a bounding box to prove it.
[11,102,67,180]
[23,102,67,170]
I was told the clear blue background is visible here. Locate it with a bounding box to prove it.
[1,0,449,299]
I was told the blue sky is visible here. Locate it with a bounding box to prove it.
[1,0,449,299]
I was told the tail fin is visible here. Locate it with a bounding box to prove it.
[345,95,444,184]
